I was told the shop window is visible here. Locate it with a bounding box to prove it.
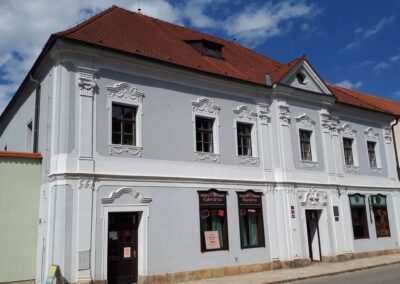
[198,189,229,252]
[372,195,391,238]
[237,191,265,248]
[349,194,369,239]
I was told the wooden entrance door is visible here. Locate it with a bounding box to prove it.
[108,212,138,284]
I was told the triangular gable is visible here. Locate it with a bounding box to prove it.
[279,58,332,95]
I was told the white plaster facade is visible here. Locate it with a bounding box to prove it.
[1,36,400,284]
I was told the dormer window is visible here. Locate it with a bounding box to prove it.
[296,72,306,85]
[185,39,224,59]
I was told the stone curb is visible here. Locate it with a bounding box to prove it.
[264,260,400,284]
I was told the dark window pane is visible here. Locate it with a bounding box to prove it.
[367,141,377,167]
[300,130,312,161]
[373,196,391,238]
[195,117,214,153]
[349,195,369,239]
[237,123,252,156]
[112,103,137,145]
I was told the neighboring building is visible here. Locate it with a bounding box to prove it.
[0,6,400,284]
[0,151,42,284]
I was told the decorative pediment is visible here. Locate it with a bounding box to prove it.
[364,127,379,141]
[295,113,315,129]
[298,188,328,206]
[233,105,257,121]
[107,82,144,102]
[192,98,220,114]
[340,123,357,137]
[281,60,332,95]
[101,187,152,204]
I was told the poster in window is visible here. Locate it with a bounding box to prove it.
[204,231,221,250]
[124,247,131,258]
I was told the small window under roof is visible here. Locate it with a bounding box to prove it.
[185,39,224,59]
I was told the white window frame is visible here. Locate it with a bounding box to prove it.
[340,123,360,173]
[364,127,382,171]
[107,82,144,156]
[233,105,259,165]
[295,114,318,167]
[192,98,221,162]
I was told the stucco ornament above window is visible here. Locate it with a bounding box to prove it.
[340,123,357,137]
[233,105,257,122]
[295,113,316,130]
[107,82,145,102]
[192,97,221,114]
[364,127,379,141]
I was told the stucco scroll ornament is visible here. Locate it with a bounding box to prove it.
[195,152,220,163]
[233,105,257,121]
[107,82,145,102]
[192,98,221,114]
[109,145,143,156]
[298,188,328,206]
[236,156,259,166]
[278,105,290,126]
[78,68,96,97]
[384,128,392,144]
[257,103,271,124]
[79,179,94,190]
[340,123,357,137]
[299,160,318,170]
[101,187,152,204]
[320,111,331,133]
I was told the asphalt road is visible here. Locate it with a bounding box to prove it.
[291,263,400,284]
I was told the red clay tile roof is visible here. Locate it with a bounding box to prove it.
[0,151,42,159]
[54,5,400,117]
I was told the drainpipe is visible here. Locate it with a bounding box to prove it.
[30,74,41,153]
[391,117,400,180]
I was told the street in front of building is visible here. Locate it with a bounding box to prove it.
[292,263,400,284]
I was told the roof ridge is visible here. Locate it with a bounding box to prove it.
[55,5,118,36]
[327,83,395,115]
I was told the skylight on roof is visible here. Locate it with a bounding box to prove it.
[185,39,224,59]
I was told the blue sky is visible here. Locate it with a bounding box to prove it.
[0,0,399,114]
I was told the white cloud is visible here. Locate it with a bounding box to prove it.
[391,54,400,62]
[335,80,363,89]
[223,1,316,45]
[0,0,317,115]
[373,62,389,73]
[363,16,395,38]
[395,91,400,97]
[344,41,359,50]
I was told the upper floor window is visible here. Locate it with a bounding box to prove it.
[300,130,312,161]
[349,194,369,239]
[196,116,214,153]
[367,141,377,168]
[237,122,252,156]
[343,138,354,166]
[112,103,137,145]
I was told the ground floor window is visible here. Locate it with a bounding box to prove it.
[372,194,391,238]
[237,191,265,248]
[349,194,369,239]
[198,189,229,252]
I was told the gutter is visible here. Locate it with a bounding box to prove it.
[29,74,41,153]
[391,117,400,180]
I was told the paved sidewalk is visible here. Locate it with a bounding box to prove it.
[181,253,400,284]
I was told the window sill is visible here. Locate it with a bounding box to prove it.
[195,152,220,163]
[109,144,143,156]
[236,155,259,166]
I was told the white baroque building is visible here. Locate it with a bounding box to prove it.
[0,6,400,284]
